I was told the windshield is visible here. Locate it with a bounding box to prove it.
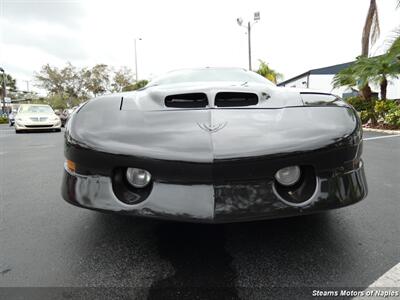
[18,105,54,114]
[148,68,274,87]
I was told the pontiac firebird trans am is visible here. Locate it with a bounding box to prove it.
[61,67,368,223]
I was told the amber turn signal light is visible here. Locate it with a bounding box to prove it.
[66,160,76,173]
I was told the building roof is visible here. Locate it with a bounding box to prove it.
[277,61,354,86]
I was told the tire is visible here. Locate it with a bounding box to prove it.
[55,128,61,132]
[15,130,22,134]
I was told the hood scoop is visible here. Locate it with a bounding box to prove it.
[215,92,258,107]
[165,93,208,108]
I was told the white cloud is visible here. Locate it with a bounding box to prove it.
[0,0,399,92]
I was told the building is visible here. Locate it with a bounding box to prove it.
[278,61,400,100]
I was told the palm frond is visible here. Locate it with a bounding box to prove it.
[256,60,283,84]
[382,25,400,51]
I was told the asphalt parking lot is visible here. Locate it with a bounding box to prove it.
[0,124,399,299]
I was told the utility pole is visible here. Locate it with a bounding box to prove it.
[134,38,142,82]
[236,12,260,71]
[247,22,251,71]
[0,67,6,114]
[23,80,31,92]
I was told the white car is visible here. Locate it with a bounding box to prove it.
[15,104,61,133]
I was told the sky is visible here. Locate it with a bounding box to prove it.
[0,0,399,94]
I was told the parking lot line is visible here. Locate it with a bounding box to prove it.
[363,134,400,141]
[368,263,400,288]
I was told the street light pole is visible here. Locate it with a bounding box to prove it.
[0,67,6,114]
[237,12,260,71]
[23,80,31,92]
[134,38,142,82]
[247,21,251,71]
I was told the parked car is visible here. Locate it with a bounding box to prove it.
[60,108,77,127]
[62,67,367,223]
[8,110,16,126]
[14,104,61,133]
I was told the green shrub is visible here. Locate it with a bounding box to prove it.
[384,105,400,128]
[0,116,8,124]
[360,111,370,123]
[346,96,377,124]
[374,100,397,120]
[346,96,374,112]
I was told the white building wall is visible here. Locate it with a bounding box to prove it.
[384,78,400,99]
[282,75,308,88]
[308,74,350,96]
[284,74,400,100]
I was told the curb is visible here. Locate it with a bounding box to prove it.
[362,127,400,134]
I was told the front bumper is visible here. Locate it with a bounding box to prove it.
[15,121,61,130]
[61,163,367,223]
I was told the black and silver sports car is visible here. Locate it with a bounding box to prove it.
[62,67,367,223]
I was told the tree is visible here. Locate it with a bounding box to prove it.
[338,56,398,100]
[255,60,283,84]
[362,0,380,57]
[35,63,88,106]
[369,55,399,100]
[358,0,380,105]
[111,67,134,92]
[387,36,400,95]
[122,80,149,91]
[387,36,400,61]
[35,62,149,107]
[82,64,110,97]
[358,0,400,100]
[0,73,17,98]
[334,34,400,101]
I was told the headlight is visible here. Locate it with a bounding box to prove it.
[275,166,301,186]
[52,117,60,121]
[126,168,152,188]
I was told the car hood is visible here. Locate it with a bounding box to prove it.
[67,84,358,162]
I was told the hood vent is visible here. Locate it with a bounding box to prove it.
[165,93,208,108]
[215,92,258,107]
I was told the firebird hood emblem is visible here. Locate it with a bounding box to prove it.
[197,122,228,133]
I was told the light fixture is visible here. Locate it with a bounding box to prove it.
[126,168,152,188]
[275,166,301,186]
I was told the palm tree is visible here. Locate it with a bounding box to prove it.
[359,0,380,103]
[334,54,399,100]
[333,59,375,102]
[359,56,399,100]
[388,36,400,58]
[387,36,400,95]
[359,0,399,97]
[362,0,380,56]
[256,60,283,84]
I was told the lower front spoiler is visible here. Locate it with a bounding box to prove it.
[61,165,368,223]
[15,123,61,131]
